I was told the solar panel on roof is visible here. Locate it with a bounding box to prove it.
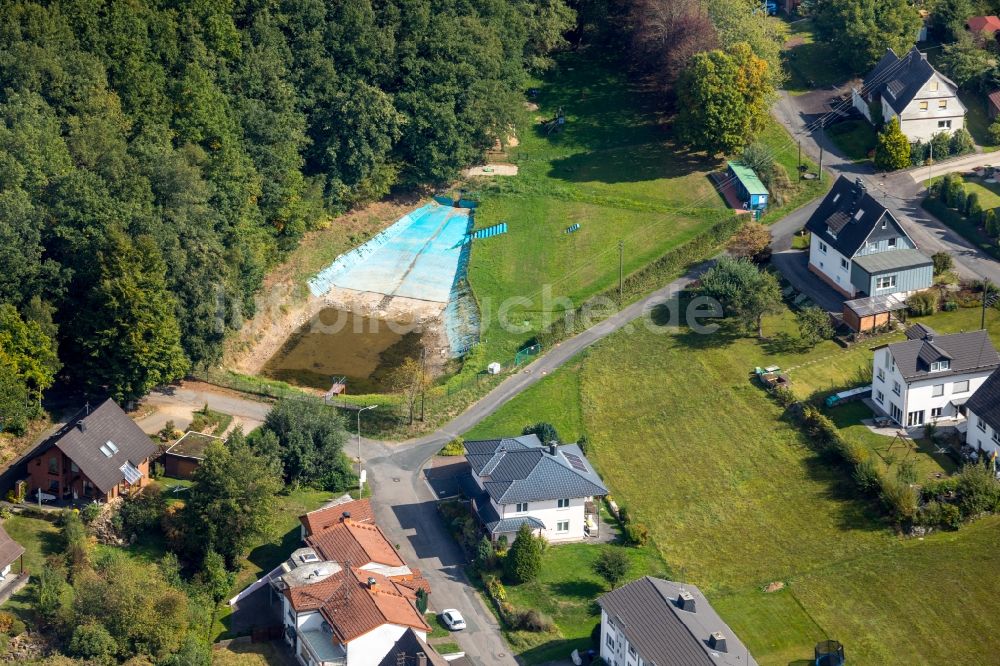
[120,461,142,485]
[563,452,588,472]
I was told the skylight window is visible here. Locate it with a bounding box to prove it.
[854,209,864,221]
[106,440,119,454]
[99,445,113,458]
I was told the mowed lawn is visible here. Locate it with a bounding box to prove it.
[464,50,823,366]
[468,303,1000,664]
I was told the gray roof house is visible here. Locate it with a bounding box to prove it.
[804,176,933,304]
[25,398,158,503]
[851,46,966,142]
[873,325,1000,427]
[965,369,1000,454]
[598,577,757,666]
[462,435,608,542]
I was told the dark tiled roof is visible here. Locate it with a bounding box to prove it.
[40,399,157,494]
[598,577,757,666]
[0,525,24,570]
[460,475,546,534]
[378,628,450,666]
[861,47,956,115]
[967,370,1000,432]
[804,176,904,258]
[464,436,608,504]
[888,328,1000,381]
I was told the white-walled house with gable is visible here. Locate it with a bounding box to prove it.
[872,324,1000,427]
[805,176,933,301]
[965,369,1000,456]
[597,576,758,666]
[462,434,608,544]
[852,46,966,142]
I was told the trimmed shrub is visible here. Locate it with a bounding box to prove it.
[522,422,559,444]
[931,251,954,275]
[966,191,980,217]
[80,502,102,525]
[440,438,465,456]
[950,127,975,156]
[772,386,797,408]
[986,209,1000,237]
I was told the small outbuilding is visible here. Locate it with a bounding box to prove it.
[989,90,1000,119]
[726,161,769,212]
[163,432,224,479]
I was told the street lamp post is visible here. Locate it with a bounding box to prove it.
[357,405,377,492]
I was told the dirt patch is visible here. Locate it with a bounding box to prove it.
[462,163,519,177]
[763,581,785,593]
[523,101,539,112]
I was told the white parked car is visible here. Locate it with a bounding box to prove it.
[440,609,466,631]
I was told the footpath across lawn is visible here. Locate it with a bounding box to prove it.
[466,301,1000,665]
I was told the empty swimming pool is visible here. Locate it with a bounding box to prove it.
[308,201,474,304]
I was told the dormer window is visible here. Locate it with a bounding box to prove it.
[829,230,837,240]
[930,360,950,372]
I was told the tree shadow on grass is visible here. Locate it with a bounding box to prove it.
[794,441,889,534]
[761,332,809,356]
[549,579,605,601]
[246,524,300,575]
[517,636,593,665]
[546,142,716,185]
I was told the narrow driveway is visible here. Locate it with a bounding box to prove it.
[771,251,846,313]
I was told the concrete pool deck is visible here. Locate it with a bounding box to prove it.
[308,201,474,304]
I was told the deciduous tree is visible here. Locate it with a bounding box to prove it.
[728,222,771,260]
[593,548,630,590]
[813,0,921,72]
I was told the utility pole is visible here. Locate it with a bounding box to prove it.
[928,142,933,188]
[984,278,996,330]
[618,240,624,303]
[419,346,427,422]
[818,118,824,182]
[357,405,377,493]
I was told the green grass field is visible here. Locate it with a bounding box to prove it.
[782,19,852,93]
[504,539,668,664]
[827,119,876,162]
[465,303,1000,664]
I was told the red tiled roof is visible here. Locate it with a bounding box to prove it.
[299,498,375,536]
[967,15,1000,33]
[306,517,405,569]
[286,567,431,644]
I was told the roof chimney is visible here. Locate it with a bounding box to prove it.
[677,590,696,612]
[548,443,557,456]
[77,420,87,432]
[708,631,728,653]
[342,510,351,522]
[367,576,377,589]
[417,653,427,666]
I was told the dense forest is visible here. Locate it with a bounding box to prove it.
[0,0,575,428]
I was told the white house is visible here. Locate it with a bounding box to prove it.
[805,176,933,300]
[597,577,758,666]
[965,369,1000,455]
[852,46,966,143]
[462,435,608,544]
[872,324,1000,427]
[282,567,431,666]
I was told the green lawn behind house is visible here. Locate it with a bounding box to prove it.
[922,175,1000,261]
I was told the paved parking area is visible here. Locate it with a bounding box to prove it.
[771,250,847,313]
